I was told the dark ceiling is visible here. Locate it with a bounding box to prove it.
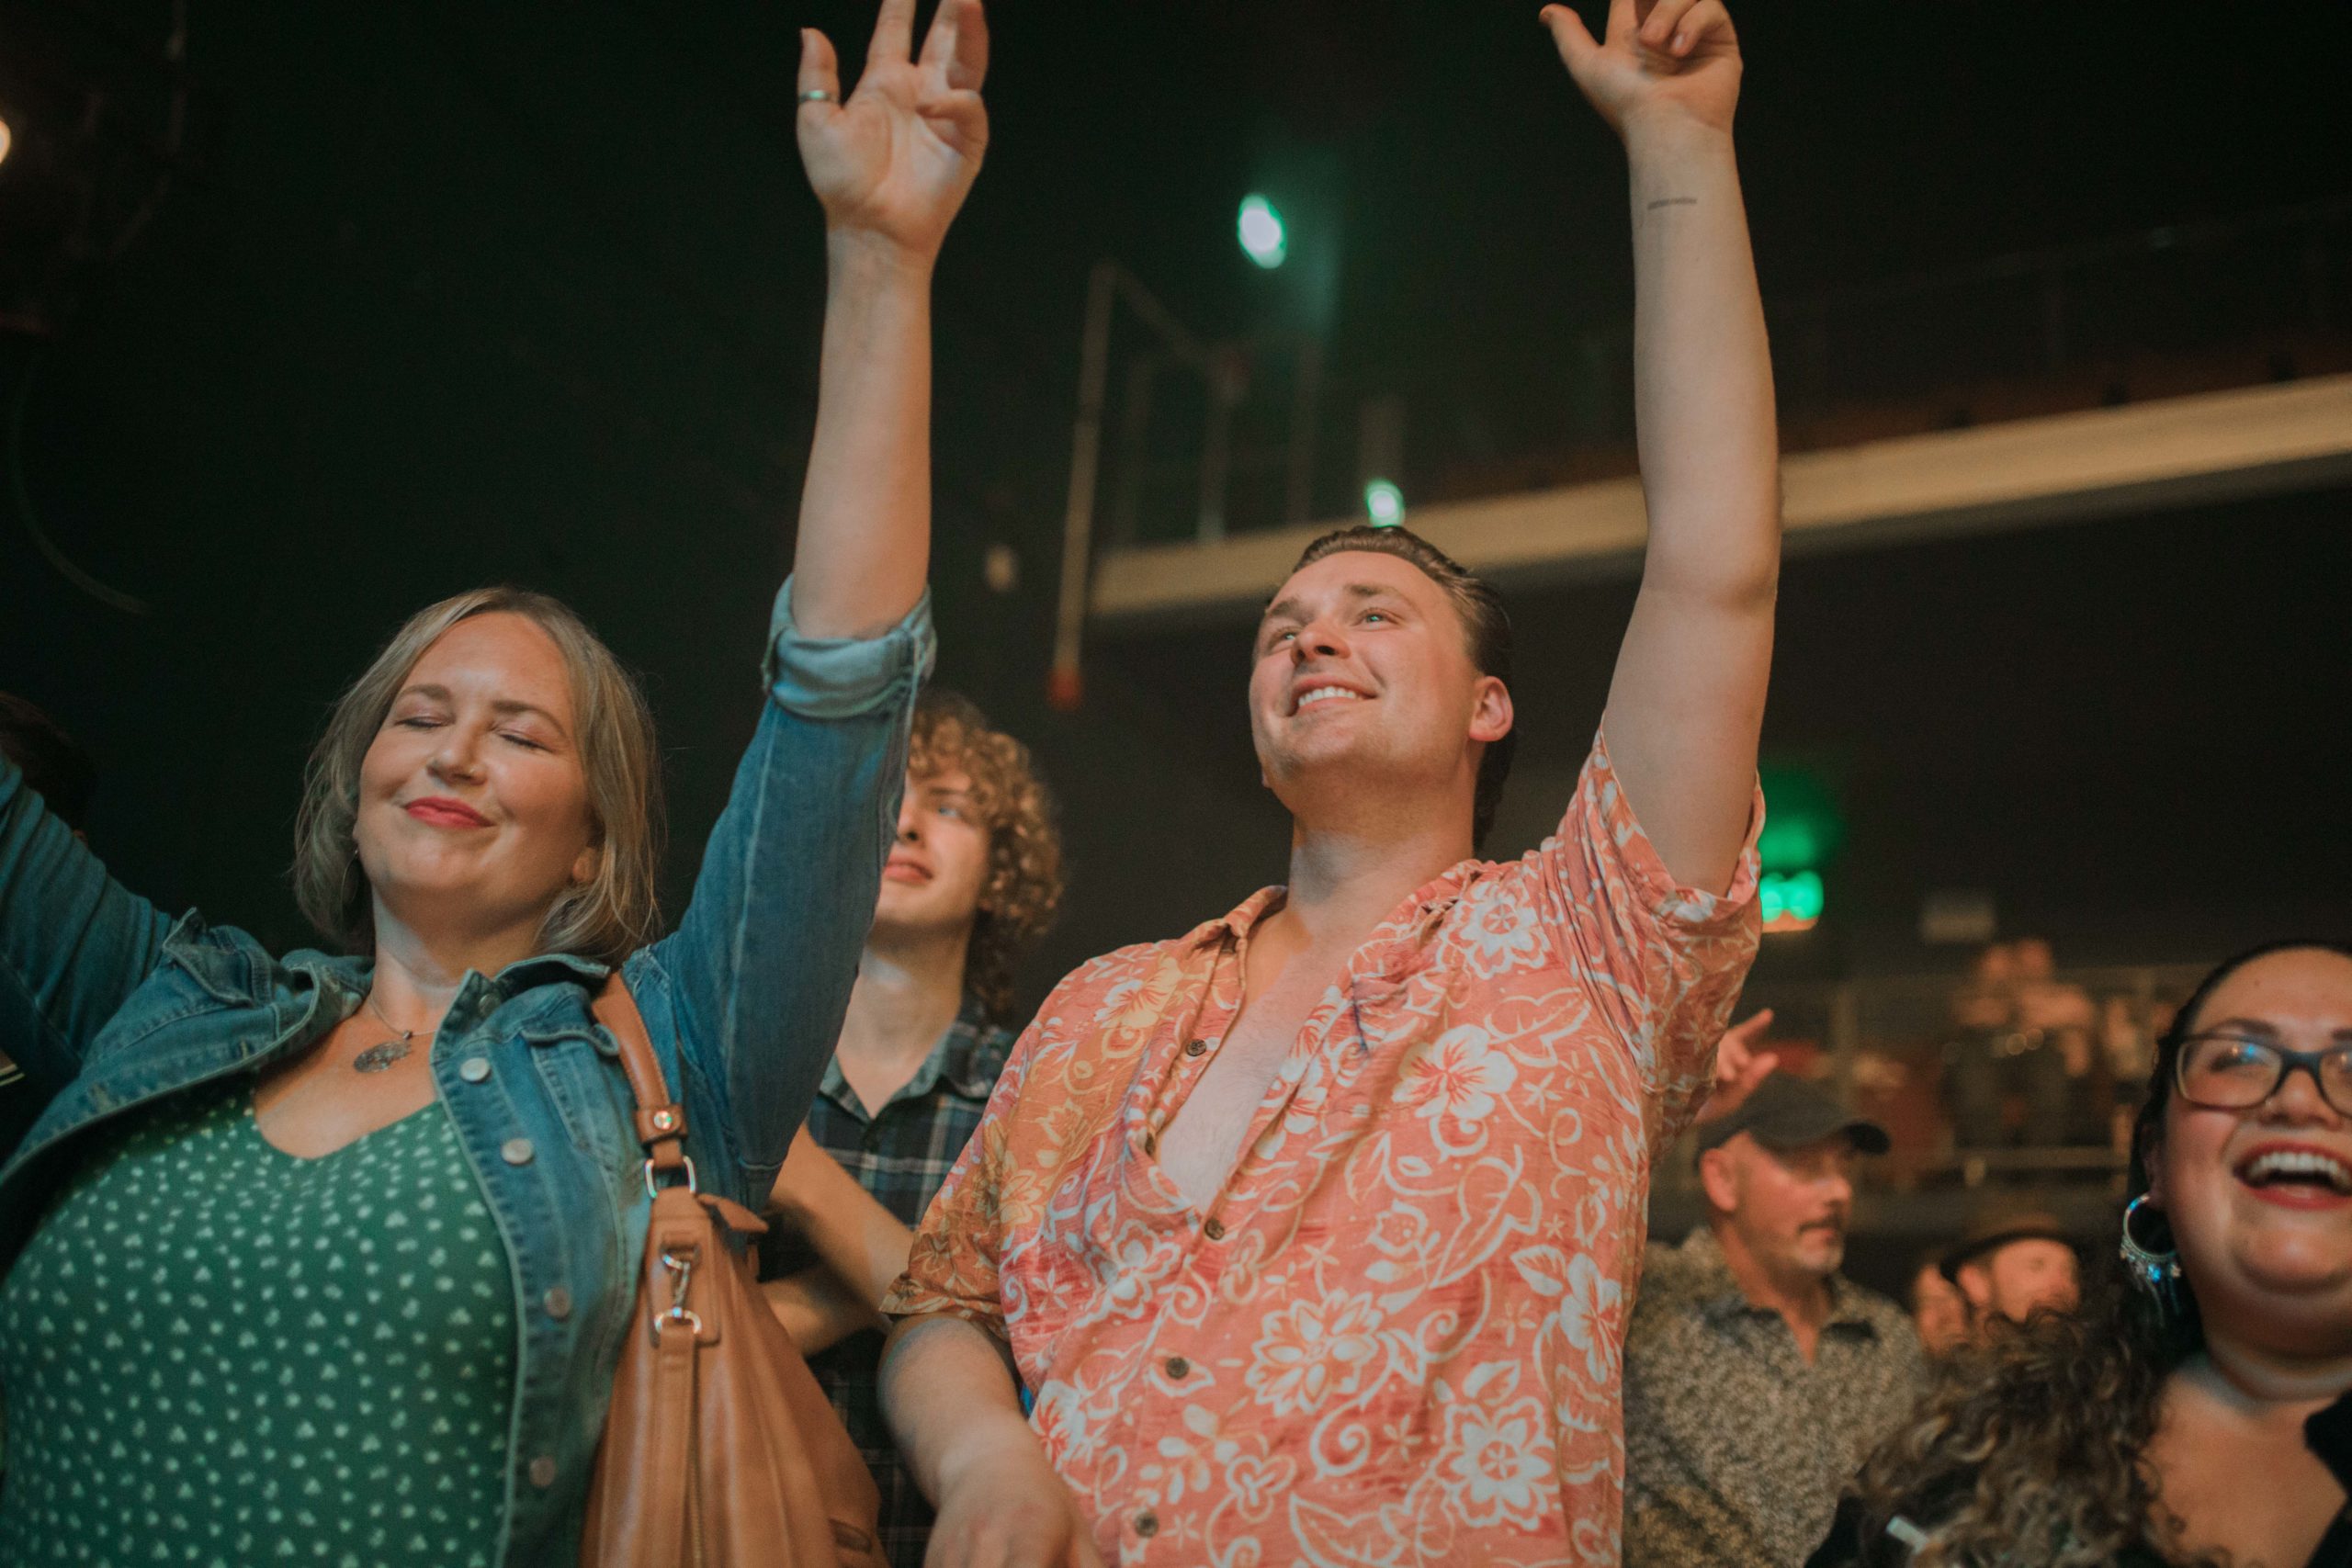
[5,0,2349,1004]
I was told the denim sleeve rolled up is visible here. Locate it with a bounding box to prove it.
[632,580,934,1202]
[0,580,933,1568]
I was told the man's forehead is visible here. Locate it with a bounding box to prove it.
[1261,550,1442,622]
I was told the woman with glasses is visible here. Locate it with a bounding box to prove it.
[1811,941,2352,1567]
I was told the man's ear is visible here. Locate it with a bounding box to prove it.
[1468,675,1514,747]
[1955,1263,1993,1314]
[1697,1145,1740,1214]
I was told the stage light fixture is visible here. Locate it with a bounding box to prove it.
[1363,478,1405,527]
[1238,194,1286,269]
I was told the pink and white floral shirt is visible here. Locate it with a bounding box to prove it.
[884,732,1762,1566]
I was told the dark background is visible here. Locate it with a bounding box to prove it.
[4,0,2349,1012]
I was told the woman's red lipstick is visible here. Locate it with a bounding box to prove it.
[405,796,492,829]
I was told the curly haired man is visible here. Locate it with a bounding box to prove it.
[757,690,1065,1568]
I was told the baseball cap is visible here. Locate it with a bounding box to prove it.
[1694,1071,1891,1156]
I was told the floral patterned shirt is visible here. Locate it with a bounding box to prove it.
[883,732,1762,1567]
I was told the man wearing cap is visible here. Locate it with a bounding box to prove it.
[1623,1071,1928,1568]
[1940,1204,2080,1338]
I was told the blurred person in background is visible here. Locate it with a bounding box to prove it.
[1939,1203,2080,1338]
[757,691,1062,1568]
[0,3,988,1559]
[1948,940,2075,1156]
[1815,942,2352,1567]
[1624,1070,1926,1567]
[1905,1250,1970,1358]
[2013,937,2102,1144]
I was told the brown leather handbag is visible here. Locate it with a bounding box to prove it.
[581,976,887,1568]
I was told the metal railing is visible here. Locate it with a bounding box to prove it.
[1085,197,2352,548]
[1656,963,2216,1194]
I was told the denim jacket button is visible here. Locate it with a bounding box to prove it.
[542,1286,573,1321]
[528,1455,559,1489]
[501,1138,536,1167]
[458,1056,492,1084]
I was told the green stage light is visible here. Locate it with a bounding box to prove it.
[1759,870,1825,934]
[1364,479,1406,527]
[1238,194,1287,269]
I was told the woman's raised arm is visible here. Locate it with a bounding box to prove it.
[646,0,989,1203]
[787,0,989,639]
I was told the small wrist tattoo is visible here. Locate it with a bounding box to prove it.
[1645,197,1700,211]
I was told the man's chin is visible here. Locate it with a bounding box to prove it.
[1799,1235,1847,1276]
[869,898,976,945]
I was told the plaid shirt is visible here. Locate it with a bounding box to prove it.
[758,998,1015,1568]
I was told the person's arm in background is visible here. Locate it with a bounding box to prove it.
[0,755,173,1100]
[763,1266,879,1355]
[762,1126,919,1352]
[1547,0,1779,897]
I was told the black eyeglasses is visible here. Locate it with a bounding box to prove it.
[2174,1032,2352,1117]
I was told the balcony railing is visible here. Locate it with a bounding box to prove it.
[1656,963,2216,1195]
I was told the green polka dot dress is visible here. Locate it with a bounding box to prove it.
[0,1077,517,1566]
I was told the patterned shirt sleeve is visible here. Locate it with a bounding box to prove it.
[1519,727,1764,1147]
[877,1004,1056,1338]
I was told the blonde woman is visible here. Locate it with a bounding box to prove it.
[0,3,988,1563]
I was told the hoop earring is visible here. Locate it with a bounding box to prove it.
[2120,1193,2184,1314]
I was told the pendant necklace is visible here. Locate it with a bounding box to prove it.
[353,992,436,1074]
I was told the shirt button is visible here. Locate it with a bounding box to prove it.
[543,1287,573,1321]
[1203,1218,1226,1241]
[1164,1356,1190,1379]
[458,1056,492,1084]
[1134,1509,1159,1538]
[501,1138,536,1167]
[528,1455,559,1489]
[1184,1039,1209,1057]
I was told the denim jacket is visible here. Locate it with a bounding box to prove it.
[0,581,933,1567]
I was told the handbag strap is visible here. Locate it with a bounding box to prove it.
[592,973,694,1183]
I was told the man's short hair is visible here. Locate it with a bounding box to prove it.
[0,693,96,831]
[909,691,1065,1024]
[1283,525,1517,848]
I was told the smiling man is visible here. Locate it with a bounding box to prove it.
[879,2,1779,1562]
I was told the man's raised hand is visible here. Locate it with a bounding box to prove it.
[1541,0,1742,140]
[797,0,989,263]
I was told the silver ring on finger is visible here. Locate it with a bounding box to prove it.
[798,89,834,104]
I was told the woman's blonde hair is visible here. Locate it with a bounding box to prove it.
[908,692,1063,1024]
[292,588,664,966]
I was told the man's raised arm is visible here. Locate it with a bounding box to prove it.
[1547,0,1778,894]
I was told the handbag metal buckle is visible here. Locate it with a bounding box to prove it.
[641,1154,700,1201]
[652,1247,704,1340]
